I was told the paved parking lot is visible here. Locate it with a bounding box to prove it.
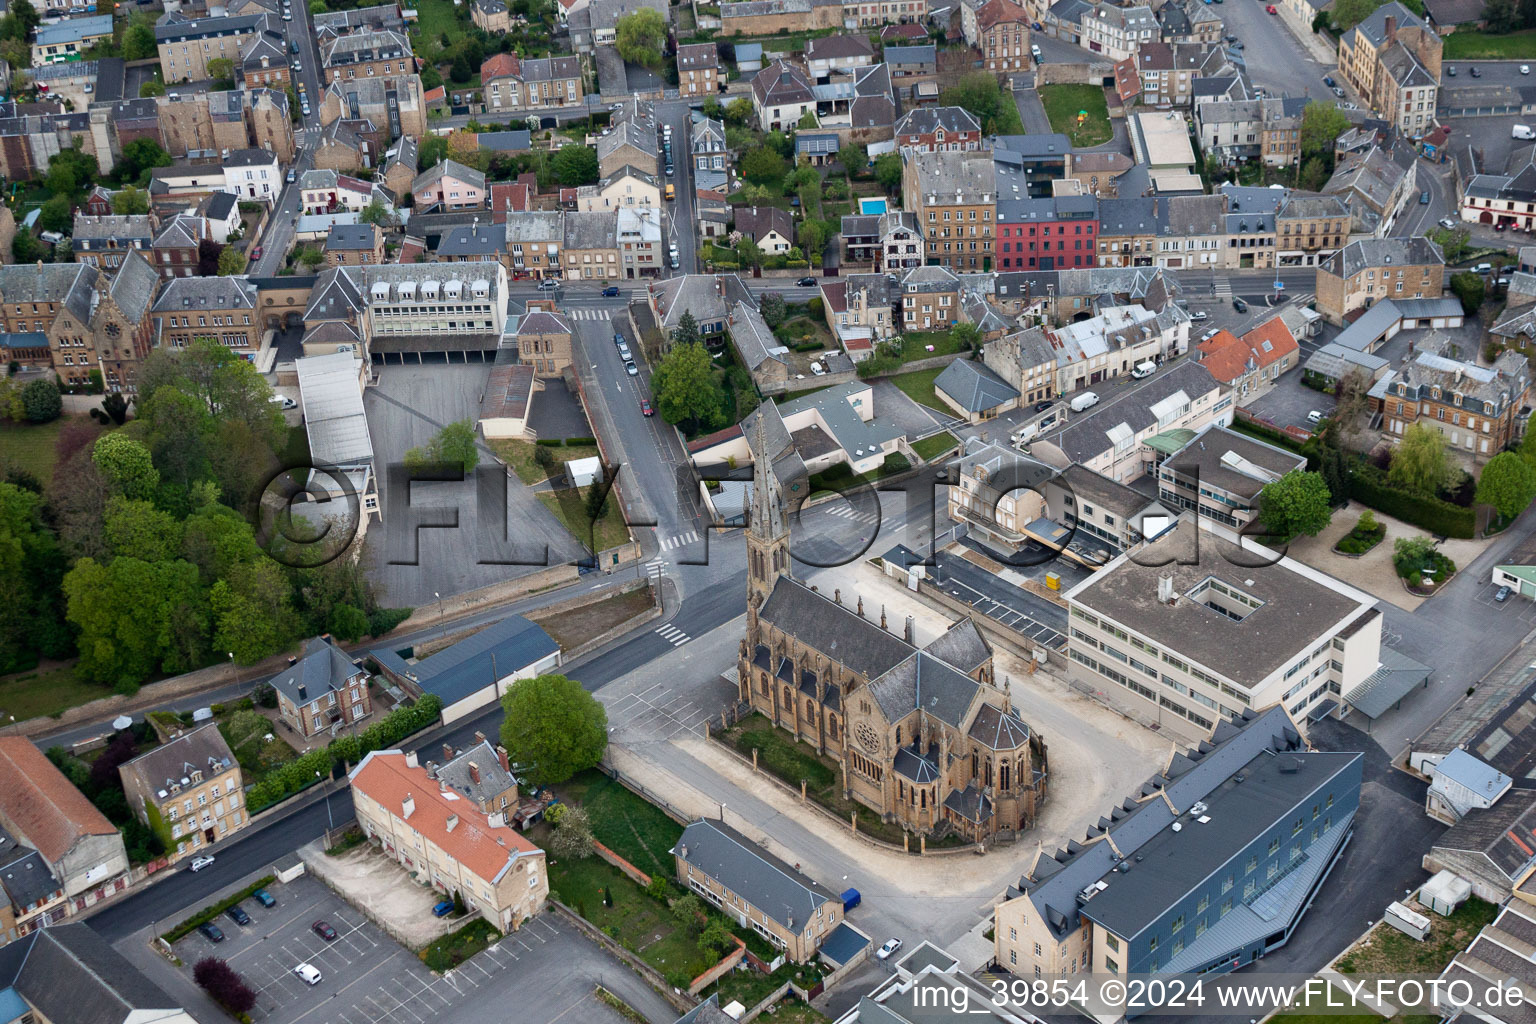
[1472,578,1536,623]
[1241,381,1335,433]
[170,874,673,1024]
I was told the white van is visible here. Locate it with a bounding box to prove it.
[1131,360,1156,379]
[1069,391,1100,413]
[1514,125,1536,140]
[294,963,322,985]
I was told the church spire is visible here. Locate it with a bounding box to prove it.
[746,409,791,609]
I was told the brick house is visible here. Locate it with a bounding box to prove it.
[270,636,373,738]
[118,726,247,864]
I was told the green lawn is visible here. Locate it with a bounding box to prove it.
[886,366,951,413]
[490,439,601,487]
[911,431,958,462]
[420,919,500,971]
[409,0,470,49]
[554,768,683,877]
[1277,983,1439,1024]
[1336,897,1496,974]
[900,331,970,363]
[0,662,111,722]
[1443,28,1536,58]
[0,418,85,486]
[1038,84,1114,148]
[218,713,300,783]
[538,488,631,553]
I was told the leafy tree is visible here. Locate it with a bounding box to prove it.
[1450,270,1485,314]
[797,108,818,129]
[1388,422,1454,495]
[723,97,753,125]
[38,195,72,234]
[652,340,722,433]
[759,292,786,328]
[699,918,735,956]
[1486,0,1521,31]
[764,130,792,158]
[670,892,704,928]
[299,246,326,268]
[404,419,479,473]
[216,246,247,276]
[101,391,129,425]
[45,145,97,199]
[497,673,608,786]
[0,483,69,673]
[615,8,666,68]
[583,474,609,522]
[360,200,389,225]
[104,496,183,561]
[450,52,473,82]
[740,147,787,184]
[874,152,903,191]
[552,144,598,186]
[1258,470,1333,539]
[1392,535,1438,577]
[327,603,370,643]
[1298,156,1329,192]
[672,309,702,350]
[64,555,208,688]
[19,379,60,422]
[92,432,158,504]
[1429,226,1470,264]
[837,142,866,174]
[139,79,166,98]
[1300,101,1350,157]
[211,559,295,663]
[1476,451,1536,520]
[122,15,156,60]
[206,57,234,83]
[950,322,982,353]
[939,73,1023,135]
[735,237,762,269]
[6,0,37,39]
[546,805,596,859]
[193,958,256,1016]
[112,185,150,215]
[10,230,36,264]
[798,219,828,262]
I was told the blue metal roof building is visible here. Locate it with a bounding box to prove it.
[369,615,561,724]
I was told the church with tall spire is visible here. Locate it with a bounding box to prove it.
[735,402,1050,844]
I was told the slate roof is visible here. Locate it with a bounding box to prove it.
[752,60,815,107]
[327,223,379,251]
[107,251,159,323]
[437,224,505,257]
[413,158,486,194]
[117,725,237,803]
[1321,236,1444,279]
[895,106,980,138]
[435,740,517,805]
[1057,463,1153,519]
[805,33,875,61]
[1433,792,1536,882]
[269,636,362,707]
[759,576,915,681]
[934,358,1019,413]
[734,205,793,243]
[0,924,185,1024]
[671,819,835,929]
[151,275,258,314]
[0,828,60,909]
[368,615,558,707]
[0,264,97,323]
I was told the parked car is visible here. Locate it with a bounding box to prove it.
[294,963,322,985]
[601,285,619,296]
[796,277,816,286]
[1472,262,1494,274]
[613,332,625,347]
[876,938,903,960]
[198,922,225,942]
[249,246,262,260]
[641,397,654,416]
[1266,4,1276,11]
[625,360,639,376]
[253,889,276,908]
[1447,65,1457,75]
[1420,190,1430,204]
[1323,75,1336,87]
[537,279,559,290]
[431,901,455,918]
[1496,585,1513,603]
[190,855,215,872]
[1439,217,1457,229]
[1471,66,1482,77]
[617,342,632,361]
[1190,310,1208,321]
[1332,86,1345,97]
[1232,297,1248,313]
[1033,400,1053,413]
[1306,409,1323,424]
[226,905,251,926]
[312,921,338,941]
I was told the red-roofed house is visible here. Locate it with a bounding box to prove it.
[489,181,532,221]
[971,0,1032,73]
[0,737,130,912]
[1194,315,1299,396]
[349,749,548,931]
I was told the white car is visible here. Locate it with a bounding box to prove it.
[294,963,322,985]
[1306,410,1323,424]
[1524,64,1531,74]
[1189,310,1208,321]
[189,856,216,872]
[876,938,903,960]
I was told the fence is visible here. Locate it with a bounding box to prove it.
[688,940,746,995]
[548,898,698,1014]
[592,839,653,887]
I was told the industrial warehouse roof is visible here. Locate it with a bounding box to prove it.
[295,352,373,467]
[368,615,558,708]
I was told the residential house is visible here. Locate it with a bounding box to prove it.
[894,107,983,152]
[301,169,380,215]
[734,205,795,254]
[1095,196,1159,267]
[238,30,291,90]
[1194,314,1298,396]
[72,215,153,272]
[1315,235,1445,322]
[199,192,242,243]
[1323,144,1417,236]
[1378,339,1529,459]
[222,147,281,203]
[1158,422,1307,529]
[118,725,246,863]
[350,749,548,930]
[900,264,962,329]
[505,210,564,279]
[413,159,486,211]
[366,612,556,725]
[317,74,427,141]
[690,113,729,193]
[973,0,1032,73]
[976,323,1060,407]
[903,149,996,271]
[155,13,271,82]
[428,738,520,816]
[320,29,414,86]
[480,53,583,112]
[561,210,621,280]
[0,738,130,912]
[751,61,816,132]
[151,276,263,356]
[672,819,844,963]
[1276,193,1350,267]
[516,299,573,374]
[436,224,507,264]
[1080,3,1156,60]
[996,195,1099,272]
[1337,3,1441,137]
[727,299,789,388]
[648,273,754,339]
[326,222,385,266]
[822,272,896,350]
[804,33,876,81]
[1460,150,1536,231]
[885,44,937,79]
[933,357,1025,421]
[472,0,511,32]
[150,214,210,280]
[380,136,418,199]
[879,210,924,270]
[618,206,664,278]
[676,42,720,98]
[994,706,1362,983]
[1155,193,1229,269]
[34,15,114,67]
[575,165,660,211]
[270,636,372,738]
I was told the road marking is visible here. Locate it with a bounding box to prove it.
[660,530,698,550]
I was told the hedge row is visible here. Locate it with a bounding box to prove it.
[245,694,444,813]
[535,437,599,448]
[162,875,276,943]
[1346,466,1476,539]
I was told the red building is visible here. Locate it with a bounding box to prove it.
[996,195,1099,271]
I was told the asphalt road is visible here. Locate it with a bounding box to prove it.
[250,0,326,277]
[1219,0,1334,101]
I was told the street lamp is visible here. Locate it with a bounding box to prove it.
[316,770,334,832]
[227,651,235,682]
[435,591,444,618]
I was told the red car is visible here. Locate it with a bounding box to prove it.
[1266,4,1276,11]
[312,920,337,941]
[249,246,262,260]
[641,398,654,416]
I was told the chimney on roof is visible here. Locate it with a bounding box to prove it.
[446,813,459,832]
[1158,574,1177,604]
[468,761,481,785]
[402,793,415,819]
[405,750,418,769]
[297,684,307,700]
[443,743,454,762]
[1384,13,1396,38]
[426,760,438,779]
[474,730,486,746]
[496,745,510,773]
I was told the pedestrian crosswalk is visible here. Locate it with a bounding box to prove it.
[659,529,699,550]
[815,504,879,526]
[1211,277,1233,297]
[566,308,612,321]
[655,623,691,646]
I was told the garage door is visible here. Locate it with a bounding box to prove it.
[1524,580,1536,598]
[1432,317,1448,328]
